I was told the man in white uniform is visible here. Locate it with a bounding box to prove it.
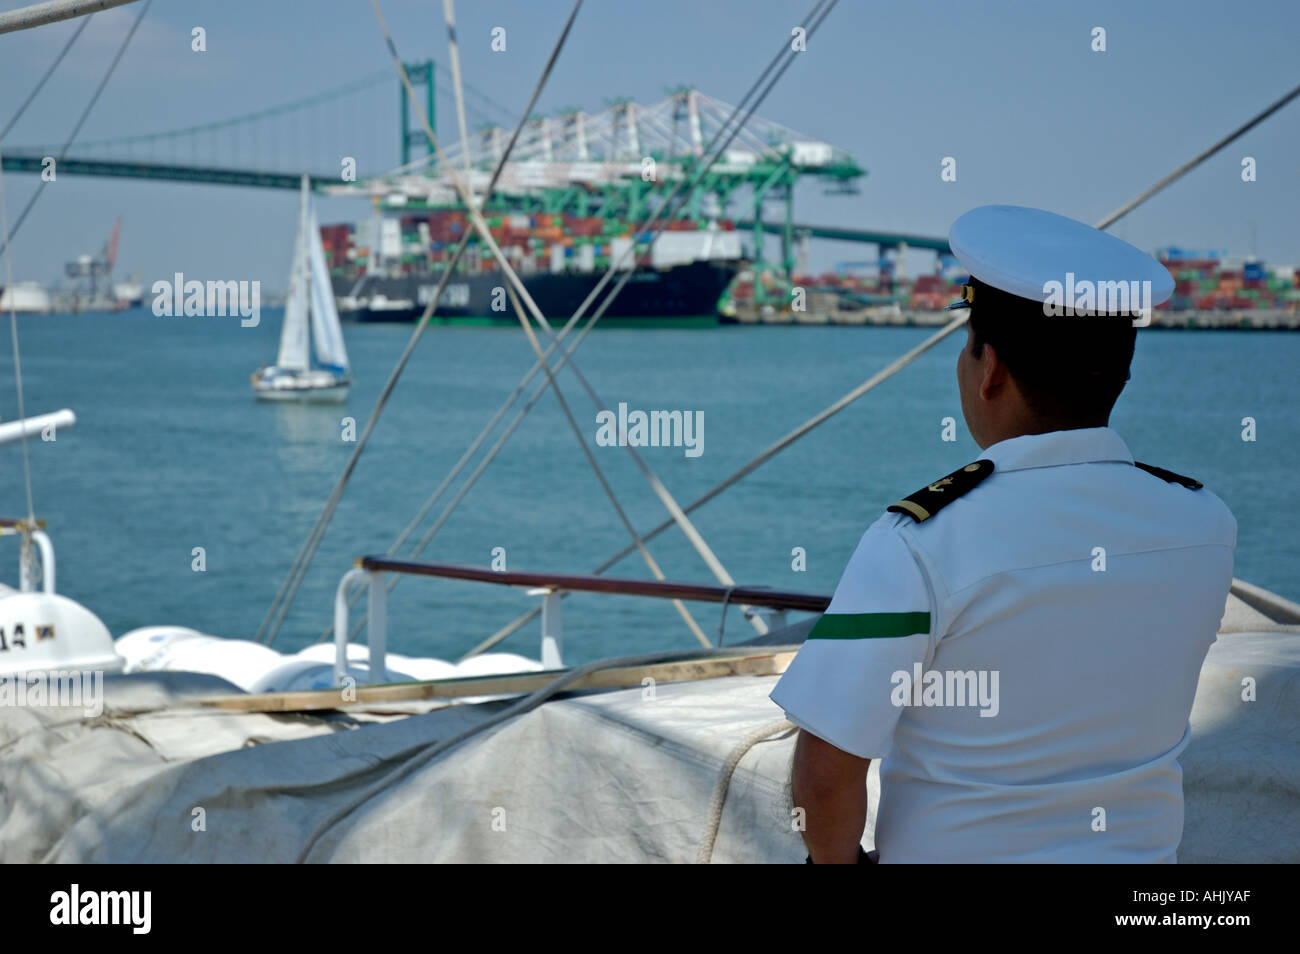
[771,206,1236,863]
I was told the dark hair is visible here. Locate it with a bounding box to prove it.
[965,278,1137,427]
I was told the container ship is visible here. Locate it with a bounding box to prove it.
[324,208,743,325]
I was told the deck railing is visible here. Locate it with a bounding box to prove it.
[333,556,830,685]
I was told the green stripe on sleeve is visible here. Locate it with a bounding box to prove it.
[808,611,930,640]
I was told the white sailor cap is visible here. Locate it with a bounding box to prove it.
[944,205,1174,314]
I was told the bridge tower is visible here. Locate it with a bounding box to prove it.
[399,60,436,167]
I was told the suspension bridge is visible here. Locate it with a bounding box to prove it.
[0,59,952,266]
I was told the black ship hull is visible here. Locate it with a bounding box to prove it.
[332,259,737,326]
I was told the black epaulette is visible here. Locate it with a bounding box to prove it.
[1134,461,1203,490]
[887,459,994,523]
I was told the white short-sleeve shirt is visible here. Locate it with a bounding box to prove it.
[770,427,1236,863]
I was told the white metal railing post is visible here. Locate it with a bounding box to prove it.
[528,586,563,667]
[32,531,55,594]
[368,571,388,683]
[18,539,32,593]
[334,567,369,686]
[538,588,563,669]
[18,530,55,594]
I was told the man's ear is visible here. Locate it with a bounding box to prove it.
[978,342,1010,402]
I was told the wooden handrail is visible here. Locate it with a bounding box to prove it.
[356,556,831,613]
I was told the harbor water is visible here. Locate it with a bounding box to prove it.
[2,312,1296,666]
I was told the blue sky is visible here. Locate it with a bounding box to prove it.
[1,0,1297,289]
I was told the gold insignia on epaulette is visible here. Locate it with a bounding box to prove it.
[889,459,995,523]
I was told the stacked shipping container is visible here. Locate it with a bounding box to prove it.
[323,210,740,281]
[1159,249,1300,312]
[767,251,1300,315]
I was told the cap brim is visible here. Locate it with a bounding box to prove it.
[948,205,1175,306]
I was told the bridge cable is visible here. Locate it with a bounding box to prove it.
[48,68,392,154]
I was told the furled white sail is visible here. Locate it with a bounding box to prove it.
[275,180,312,372]
[307,207,349,373]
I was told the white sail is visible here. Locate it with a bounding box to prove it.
[275,178,311,372]
[307,206,349,373]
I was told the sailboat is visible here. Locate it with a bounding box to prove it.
[252,176,351,402]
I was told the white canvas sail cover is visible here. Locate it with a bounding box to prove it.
[308,207,349,372]
[275,180,312,372]
[4,619,1298,862]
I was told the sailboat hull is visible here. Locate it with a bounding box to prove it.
[251,369,349,403]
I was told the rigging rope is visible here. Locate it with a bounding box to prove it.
[0,0,153,258]
[255,0,584,646]
[283,14,1300,867]
[459,75,1300,658]
[0,14,90,142]
[320,0,836,648]
[442,0,707,646]
[459,314,967,659]
[504,270,712,647]
[283,2,1293,660]
[381,9,751,612]
[1097,80,1300,231]
[0,0,150,548]
[0,159,36,527]
[322,0,840,647]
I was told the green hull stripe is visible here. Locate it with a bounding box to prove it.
[808,611,930,640]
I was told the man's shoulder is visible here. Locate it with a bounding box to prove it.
[885,459,994,525]
[883,455,1234,528]
[1123,460,1237,544]
[875,454,1236,584]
